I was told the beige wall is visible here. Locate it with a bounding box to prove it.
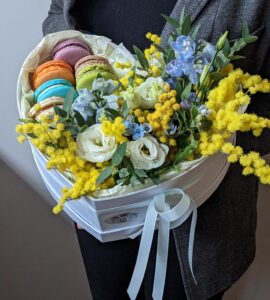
[0,160,91,300]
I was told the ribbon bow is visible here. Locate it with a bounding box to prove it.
[127,188,197,300]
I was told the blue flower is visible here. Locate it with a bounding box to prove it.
[166,121,178,136]
[103,94,119,110]
[132,124,146,140]
[166,59,184,77]
[187,92,200,104]
[181,92,200,110]
[142,123,152,134]
[201,42,216,64]
[167,55,206,84]
[171,36,196,60]
[166,37,216,85]
[166,78,177,89]
[72,78,119,122]
[198,104,210,116]
[181,100,192,110]
[72,89,95,120]
[124,117,152,140]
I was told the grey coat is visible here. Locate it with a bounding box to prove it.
[43,1,270,299]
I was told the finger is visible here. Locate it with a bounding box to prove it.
[76,223,83,230]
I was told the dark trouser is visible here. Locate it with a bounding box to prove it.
[75,225,227,300]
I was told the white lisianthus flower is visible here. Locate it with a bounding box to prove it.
[120,86,141,110]
[127,135,169,170]
[76,124,117,162]
[135,77,164,109]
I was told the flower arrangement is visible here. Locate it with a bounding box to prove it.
[17,10,270,215]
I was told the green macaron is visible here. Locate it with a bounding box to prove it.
[76,64,116,90]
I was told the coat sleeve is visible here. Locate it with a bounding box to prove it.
[42,0,75,36]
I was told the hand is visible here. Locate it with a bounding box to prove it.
[76,223,83,230]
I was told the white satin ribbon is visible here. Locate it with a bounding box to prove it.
[127,188,197,300]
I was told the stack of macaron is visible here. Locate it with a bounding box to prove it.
[29,38,116,120]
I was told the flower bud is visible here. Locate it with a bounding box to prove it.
[216,31,228,51]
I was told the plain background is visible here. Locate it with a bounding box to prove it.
[0,1,269,299]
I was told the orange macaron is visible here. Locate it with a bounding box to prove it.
[31,60,75,90]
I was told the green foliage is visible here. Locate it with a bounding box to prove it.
[73,110,86,127]
[133,45,149,70]
[111,142,127,166]
[121,101,129,119]
[63,90,74,114]
[96,166,113,184]
[173,139,198,165]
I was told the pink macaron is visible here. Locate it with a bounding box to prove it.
[52,39,92,67]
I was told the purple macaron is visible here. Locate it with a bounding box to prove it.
[52,39,92,67]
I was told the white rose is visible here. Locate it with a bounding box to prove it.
[76,124,117,162]
[104,43,136,79]
[83,34,148,78]
[135,77,164,109]
[127,135,169,170]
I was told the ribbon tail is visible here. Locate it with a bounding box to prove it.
[152,215,170,300]
[127,202,158,300]
[188,201,198,285]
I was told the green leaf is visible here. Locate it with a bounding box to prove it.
[213,55,226,69]
[245,35,258,44]
[179,7,186,26]
[119,168,129,178]
[116,178,127,185]
[112,142,127,166]
[96,167,113,184]
[18,118,36,124]
[86,116,95,127]
[121,101,129,119]
[181,15,191,35]
[123,157,135,174]
[161,14,179,27]
[63,90,74,114]
[174,80,182,99]
[222,38,231,57]
[134,169,148,178]
[136,175,145,184]
[27,133,37,139]
[74,110,86,127]
[230,55,246,61]
[54,106,67,118]
[130,175,138,187]
[166,48,175,63]
[190,105,198,120]
[149,173,160,185]
[190,25,201,40]
[173,139,198,165]
[181,82,192,100]
[104,108,120,120]
[242,22,249,41]
[133,45,149,70]
[210,72,223,82]
[128,76,134,87]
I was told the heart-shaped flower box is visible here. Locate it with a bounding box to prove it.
[17,31,230,242]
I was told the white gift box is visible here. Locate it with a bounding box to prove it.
[30,143,230,242]
[17,30,232,242]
